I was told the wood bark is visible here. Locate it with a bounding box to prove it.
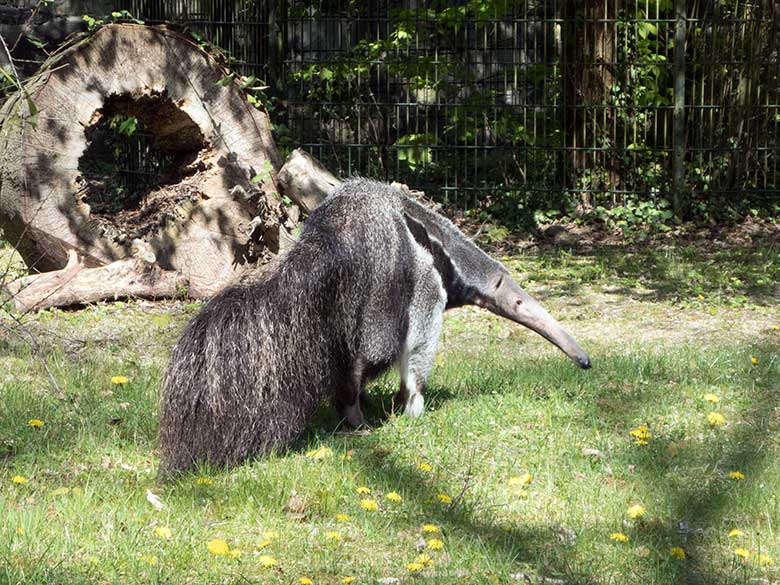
[6,250,186,312]
[0,23,286,298]
[562,0,618,200]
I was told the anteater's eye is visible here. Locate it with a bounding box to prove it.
[516,298,523,306]
[495,275,503,290]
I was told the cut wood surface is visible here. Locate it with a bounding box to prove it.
[0,23,288,298]
[277,148,340,213]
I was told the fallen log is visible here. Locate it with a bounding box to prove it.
[6,250,186,312]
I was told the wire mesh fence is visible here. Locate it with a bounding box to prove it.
[4,0,779,217]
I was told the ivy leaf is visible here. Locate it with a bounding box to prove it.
[0,66,16,87]
[24,33,45,49]
[217,73,236,87]
[25,95,38,129]
[239,75,257,89]
[118,116,138,136]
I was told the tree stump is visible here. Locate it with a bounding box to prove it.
[0,23,292,300]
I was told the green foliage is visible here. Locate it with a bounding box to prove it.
[82,14,103,31]
[591,197,675,234]
[71,2,778,228]
[109,114,138,137]
[83,10,143,32]
[394,133,434,170]
[250,160,274,185]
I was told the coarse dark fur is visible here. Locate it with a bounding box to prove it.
[158,178,590,472]
[160,180,419,471]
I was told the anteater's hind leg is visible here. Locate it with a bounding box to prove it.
[335,356,369,428]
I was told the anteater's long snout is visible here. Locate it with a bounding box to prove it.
[477,273,591,369]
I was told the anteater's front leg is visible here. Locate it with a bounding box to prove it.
[396,299,445,418]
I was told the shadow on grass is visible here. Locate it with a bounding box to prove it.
[326,338,780,584]
[624,345,780,584]
[522,241,779,307]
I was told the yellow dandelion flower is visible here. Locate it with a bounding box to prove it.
[335,513,351,522]
[360,498,378,511]
[415,554,434,566]
[299,579,313,585]
[230,549,242,559]
[27,419,44,427]
[422,524,440,533]
[207,538,230,556]
[196,477,213,486]
[140,554,157,565]
[15,527,24,535]
[417,462,432,473]
[256,539,272,549]
[259,555,277,567]
[772,325,780,331]
[263,530,279,540]
[751,356,758,365]
[707,412,726,426]
[12,475,28,484]
[703,393,720,403]
[670,547,686,559]
[759,554,773,566]
[508,473,533,487]
[341,578,356,584]
[356,486,371,495]
[728,529,745,538]
[111,376,129,385]
[407,562,425,572]
[305,447,333,459]
[437,493,452,504]
[728,471,745,480]
[610,532,629,543]
[627,504,646,519]
[697,294,705,300]
[629,426,652,440]
[385,491,402,503]
[325,531,342,541]
[154,526,172,540]
[426,538,444,550]
[734,548,751,559]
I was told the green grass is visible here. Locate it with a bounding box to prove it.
[1,243,779,584]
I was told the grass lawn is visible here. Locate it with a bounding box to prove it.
[1,242,779,584]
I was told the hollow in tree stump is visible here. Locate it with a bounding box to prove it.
[0,23,293,302]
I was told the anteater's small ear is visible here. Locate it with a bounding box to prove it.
[403,211,456,288]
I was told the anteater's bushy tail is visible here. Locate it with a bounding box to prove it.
[158,238,345,474]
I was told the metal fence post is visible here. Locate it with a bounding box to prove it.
[673,0,686,217]
[268,0,286,97]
